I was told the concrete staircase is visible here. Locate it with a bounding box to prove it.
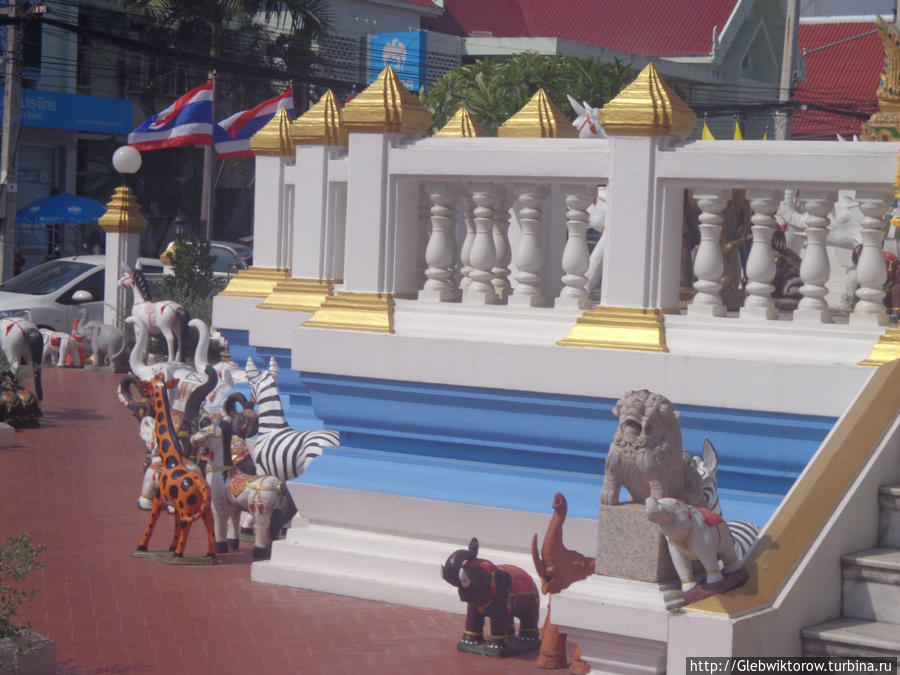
[801,484,900,660]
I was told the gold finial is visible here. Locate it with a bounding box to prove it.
[291,90,347,146]
[342,66,432,135]
[876,16,900,113]
[497,89,578,138]
[434,107,491,137]
[98,186,147,234]
[249,107,294,156]
[598,63,696,138]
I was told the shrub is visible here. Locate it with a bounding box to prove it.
[0,533,46,669]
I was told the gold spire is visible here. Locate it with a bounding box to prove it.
[249,107,294,156]
[434,107,491,137]
[598,63,696,138]
[497,89,578,138]
[342,66,432,135]
[98,187,147,234]
[291,90,347,146]
[876,16,900,113]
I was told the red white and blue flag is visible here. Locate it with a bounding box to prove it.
[127,82,215,151]
[214,88,294,158]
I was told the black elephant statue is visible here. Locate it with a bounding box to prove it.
[440,537,540,656]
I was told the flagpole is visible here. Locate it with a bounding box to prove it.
[201,70,216,240]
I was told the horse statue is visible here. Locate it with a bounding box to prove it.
[118,261,190,363]
[0,316,43,400]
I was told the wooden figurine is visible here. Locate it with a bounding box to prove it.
[441,537,540,657]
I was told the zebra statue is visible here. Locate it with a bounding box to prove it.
[242,357,340,536]
[693,439,761,562]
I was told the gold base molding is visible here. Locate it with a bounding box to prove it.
[557,306,668,352]
[219,267,290,298]
[257,278,336,312]
[302,292,394,333]
[859,327,900,367]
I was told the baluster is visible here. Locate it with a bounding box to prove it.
[463,183,499,304]
[459,195,475,291]
[556,185,594,309]
[491,185,513,302]
[687,189,729,317]
[740,189,780,320]
[510,184,549,307]
[851,191,892,326]
[794,192,836,323]
[419,182,460,302]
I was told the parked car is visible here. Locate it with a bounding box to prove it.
[160,240,252,278]
[0,254,164,332]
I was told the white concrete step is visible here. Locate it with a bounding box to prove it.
[880,484,900,549]
[842,548,900,624]
[801,618,900,659]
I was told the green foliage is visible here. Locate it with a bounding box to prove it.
[422,53,634,135]
[0,534,45,640]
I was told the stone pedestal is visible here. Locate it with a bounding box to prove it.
[595,502,677,582]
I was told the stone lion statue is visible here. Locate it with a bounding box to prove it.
[599,390,705,507]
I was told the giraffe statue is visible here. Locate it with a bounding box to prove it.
[136,370,216,560]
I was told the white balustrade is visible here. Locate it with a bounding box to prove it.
[419,182,461,302]
[459,195,475,292]
[740,189,780,321]
[556,185,595,309]
[687,189,729,318]
[850,191,893,326]
[510,184,549,307]
[492,185,513,302]
[795,192,836,323]
[463,183,500,304]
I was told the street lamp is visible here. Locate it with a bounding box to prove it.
[112,145,142,176]
[172,210,187,240]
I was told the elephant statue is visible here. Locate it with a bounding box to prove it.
[645,487,748,603]
[440,537,540,656]
[76,320,126,370]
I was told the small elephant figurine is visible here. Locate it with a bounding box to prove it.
[76,320,126,369]
[645,492,748,603]
[440,537,540,656]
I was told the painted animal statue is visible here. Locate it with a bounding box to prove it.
[645,484,749,603]
[0,370,41,427]
[76,320,126,369]
[599,389,705,507]
[441,537,541,655]
[191,400,287,559]
[39,328,85,367]
[0,317,43,400]
[135,371,216,559]
[118,262,190,363]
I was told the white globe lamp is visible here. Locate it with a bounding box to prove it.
[112,145,142,174]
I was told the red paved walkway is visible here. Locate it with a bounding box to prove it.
[0,368,547,674]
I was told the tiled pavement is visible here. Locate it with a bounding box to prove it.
[0,368,547,674]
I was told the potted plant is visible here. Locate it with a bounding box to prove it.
[0,534,54,674]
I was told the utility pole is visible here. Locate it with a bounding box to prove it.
[0,0,22,282]
[775,0,800,141]
[200,70,215,240]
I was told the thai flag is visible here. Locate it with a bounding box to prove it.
[214,88,294,158]
[127,82,215,151]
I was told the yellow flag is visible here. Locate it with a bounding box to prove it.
[762,127,769,140]
[702,120,715,140]
[733,119,744,140]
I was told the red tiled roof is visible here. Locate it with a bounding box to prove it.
[792,20,881,138]
[423,0,740,57]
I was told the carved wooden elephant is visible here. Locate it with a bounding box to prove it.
[441,537,540,654]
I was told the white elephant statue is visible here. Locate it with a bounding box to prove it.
[645,488,748,603]
[76,320,126,369]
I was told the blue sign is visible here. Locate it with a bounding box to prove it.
[0,87,132,134]
[368,31,428,93]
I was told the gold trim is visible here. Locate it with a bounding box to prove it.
[876,16,900,113]
[257,278,336,312]
[859,327,900,367]
[688,359,900,615]
[250,107,294,157]
[598,63,696,138]
[497,89,578,138]
[98,186,148,234]
[302,292,394,333]
[557,306,668,352]
[291,90,347,146]
[218,267,290,298]
[434,107,491,138]
[342,66,432,136]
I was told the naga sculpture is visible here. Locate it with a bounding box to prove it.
[599,390,704,507]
